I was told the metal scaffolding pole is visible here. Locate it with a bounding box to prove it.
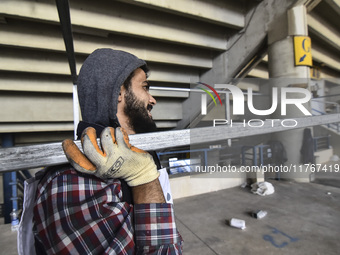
[1,133,17,224]
[1,114,340,173]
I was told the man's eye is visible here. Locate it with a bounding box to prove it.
[144,85,150,91]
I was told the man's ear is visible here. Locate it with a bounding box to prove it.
[118,85,125,102]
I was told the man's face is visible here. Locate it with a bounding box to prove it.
[123,68,157,134]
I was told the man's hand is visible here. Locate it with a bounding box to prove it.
[62,127,159,187]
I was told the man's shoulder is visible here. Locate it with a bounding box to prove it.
[36,164,121,192]
[36,163,78,185]
[34,164,126,204]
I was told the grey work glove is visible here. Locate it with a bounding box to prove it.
[62,127,159,187]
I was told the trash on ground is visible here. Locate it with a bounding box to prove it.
[229,218,246,230]
[251,181,275,196]
[251,210,267,219]
[330,154,339,161]
[240,182,248,188]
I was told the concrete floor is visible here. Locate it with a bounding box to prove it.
[175,180,340,255]
[0,179,339,255]
[0,223,17,255]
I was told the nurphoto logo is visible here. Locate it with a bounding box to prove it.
[197,83,312,128]
[197,82,223,115]
[200,84,311,116]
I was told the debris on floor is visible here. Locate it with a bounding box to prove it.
[240,182,248,188]
[251,181,275,196]
[251,210,267,219]
[330,154,339,161]
[228,218,246,230]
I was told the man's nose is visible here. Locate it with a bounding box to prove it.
[149,94,156,105]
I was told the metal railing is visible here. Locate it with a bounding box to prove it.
[312,108,340,133]
[157,147,241,174]
[241,145,271,166]
[313,135,331,152]
[311,98,340,133]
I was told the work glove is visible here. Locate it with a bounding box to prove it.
[62,127,160,187]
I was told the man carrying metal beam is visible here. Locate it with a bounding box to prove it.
[31,49,183,254]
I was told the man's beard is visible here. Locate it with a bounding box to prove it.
[124,89,157,134]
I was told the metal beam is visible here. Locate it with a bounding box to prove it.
[1,114,340,172]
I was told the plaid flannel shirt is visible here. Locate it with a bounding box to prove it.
[33,168,182,254]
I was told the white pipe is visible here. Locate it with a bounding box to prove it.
[72,84,79,140]
[150,86,261,95]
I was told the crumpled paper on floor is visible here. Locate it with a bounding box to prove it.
[251,182,275,196]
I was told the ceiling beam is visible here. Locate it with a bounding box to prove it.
[324,0,340,16]
[0,21,213,69]
[0,0,227,50]
[0,48,199,83]
[308,14,340,52]
[117,0,245,29]
[0,123,74,133]
[313,45,340,72]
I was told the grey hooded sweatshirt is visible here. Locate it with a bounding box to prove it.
[76,48,147,137]
[75,49,150,204]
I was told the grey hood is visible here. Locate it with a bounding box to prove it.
[77,48,147,127]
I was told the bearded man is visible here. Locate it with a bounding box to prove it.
[32,49,183,255]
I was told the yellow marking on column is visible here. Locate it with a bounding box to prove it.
[294,36,312,66]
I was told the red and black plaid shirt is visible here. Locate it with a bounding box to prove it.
[33,168,182,254]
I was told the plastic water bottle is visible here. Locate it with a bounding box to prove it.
[10,209,19,232]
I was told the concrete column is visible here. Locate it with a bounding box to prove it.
[268,4,312,182]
